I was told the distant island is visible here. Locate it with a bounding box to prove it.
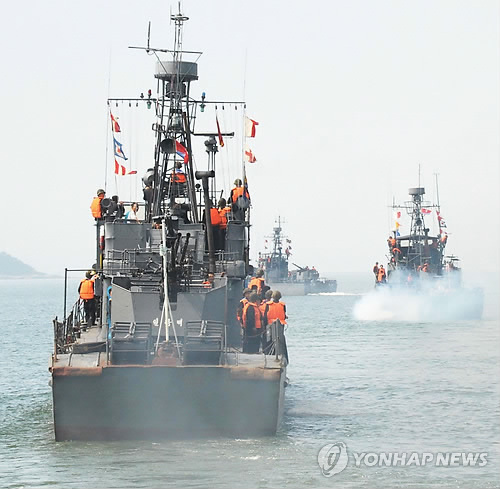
[0,252,47,279]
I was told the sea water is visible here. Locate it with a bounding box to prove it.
[0,275,498,488]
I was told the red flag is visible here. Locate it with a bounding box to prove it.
[216,115,224,147]
[114,159,136,175]
[175,141,189,164]
[110,112,121,133]
[244,145,257,163]
[245,117,259,138]
[421,208,432,214]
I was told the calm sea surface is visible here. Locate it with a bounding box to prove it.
[1,274,499,488]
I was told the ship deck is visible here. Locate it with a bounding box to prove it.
[52,325,283,370]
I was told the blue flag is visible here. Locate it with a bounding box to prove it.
[114,138,128,160]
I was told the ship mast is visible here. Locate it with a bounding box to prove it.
[143,9,201,222]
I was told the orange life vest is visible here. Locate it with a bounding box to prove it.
[231,186,249,203]
[90,197,102,218]
[210,208,222,227]
[242,302,262,330]
[389,238,396,247]
[79,279,95,300]
[172,170,187,183]
[260,300,271,315]
[218,206,231,229]
[377,268,386,282]
[237,297,249,322]
[266,301,287,325]
[249,276,264,293]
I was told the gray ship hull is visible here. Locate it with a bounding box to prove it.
[268,280,337,296]
[51,355,286,441]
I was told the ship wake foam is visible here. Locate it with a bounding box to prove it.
[311,292,362,297]
[353,281,483,322]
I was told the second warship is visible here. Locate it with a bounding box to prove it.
[373,182,483,320]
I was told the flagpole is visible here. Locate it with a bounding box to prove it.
[434,172,440,211]
[105,105,111,192]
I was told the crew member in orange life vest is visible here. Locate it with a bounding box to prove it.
[242,292,263,354]
[237,288,251,325]
[90,189,105,219]
[210,200,223,250]
[229,179,250,220]
[264,290,287,326]
[263,290,289,360]
[249,269,265,297]
[78,271,97,325]
[218,198,232,247]
[260,289,273,315]
[171,162,186,197]
[377,265,387,284]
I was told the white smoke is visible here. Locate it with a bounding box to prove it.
[353,271,483,321]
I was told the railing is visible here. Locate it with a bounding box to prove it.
[53,297,86,354]
[266,320,289,364]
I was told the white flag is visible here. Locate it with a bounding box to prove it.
[245,117,259,138]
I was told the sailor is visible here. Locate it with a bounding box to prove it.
[377,265,387,284]
[143,185,153,204]
[261,289,273,311]
[237,288,251,325]
[90,189,105,219]
[171,161,187,183]
[373,262,379,282]
[392,247,401,262]
[249,269,265,296]
[242,292,263,354]
[229,179,250,220]
[218,198,232,247]
[211,201,224,250]
[263,290,288,358]
[387,236,396,249]
[171,162,187,197]
[202,273,215,288]
[78,271,97,326]
[264,290,287,326]
[421,262,429,273]
[124,202,140,221]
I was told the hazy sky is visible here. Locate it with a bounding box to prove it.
[0,0,498,280]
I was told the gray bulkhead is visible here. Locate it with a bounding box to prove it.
[101,220,246,345]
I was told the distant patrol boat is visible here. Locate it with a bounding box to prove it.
[375,181,483,320]
[49,10,288,441]
[257,217,337,296]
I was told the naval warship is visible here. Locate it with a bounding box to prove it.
[376,182,483,319]
[257,217,337,296]
[49,11,288,440]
